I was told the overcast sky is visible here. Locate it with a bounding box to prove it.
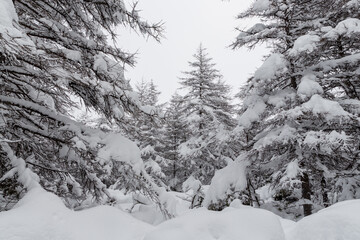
[119,0,268,103]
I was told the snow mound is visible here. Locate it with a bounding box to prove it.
[0,188,153,240]
[1,188,360,240]
[287,200,360,240]
[144,207,285,240]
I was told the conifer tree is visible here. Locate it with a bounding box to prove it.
[0,0,172,217]
[178,44,235,185]
[230,0,360,218]
[161,93,189,190]
[133,80,166,183]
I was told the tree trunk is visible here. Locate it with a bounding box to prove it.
[321,176,329,207]
[301,172,312,216]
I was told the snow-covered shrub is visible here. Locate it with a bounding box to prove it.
[204,159,250,210]
[182,176,204,209]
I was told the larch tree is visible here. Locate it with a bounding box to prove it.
[231,0,360,219]
[178,44,235,185]
[0,0,173,218]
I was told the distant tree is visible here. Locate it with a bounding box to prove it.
[136,79,161,107]
[133,79,166,183]
[0,0,172,217]
[161,93,189,190]
[178,44,235,185]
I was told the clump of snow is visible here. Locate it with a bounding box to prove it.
[324,18,360,39]
[93,53,108,72]
[238,95,266,128]
[254,53,288,82]
[281,160,302,182]
[62,49,82,62]
[0,0,35,52]
[286,200,360,240]
[268,89,296,108]
[289,35,320,56]
[203,158,249,207]
[97,133,144,174]
[254,125,297,149]
[0,140,40,190]
[297,74,323,100]
[0,0,18,28]
[144,159,164,177]
[93,53,124,81]
[182,176,202,193]
[346,0,360,8]
[252,0,271,12]
[303,131,348,154]
[290,94,350,120]
[144,207,285,240]
[302,95,349,118]
[246,23,267,34]
[256,184,274,204]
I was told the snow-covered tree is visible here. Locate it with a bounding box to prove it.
[178,44,235,185]
[0,0,173,217]
[230,0,360,218]
[132,80,167,183]
[161,93,189,190]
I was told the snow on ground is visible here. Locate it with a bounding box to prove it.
[144,205,285,240]
[0,188,153,240]
[286,200,360,240]
[1,188,360,240]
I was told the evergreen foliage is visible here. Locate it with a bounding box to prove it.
[231,0,360,218]
[178,44,235,185]
[0,0,172,217]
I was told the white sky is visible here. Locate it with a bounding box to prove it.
[118,0,268,103]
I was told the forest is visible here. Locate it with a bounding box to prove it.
[1,0,360,239]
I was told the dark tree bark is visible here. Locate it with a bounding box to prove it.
[301,172,312,216]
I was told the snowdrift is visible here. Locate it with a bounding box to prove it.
[0,189,153,240]
[286,200,360,240]
[144,204,285,240]
[0,189,360,240]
